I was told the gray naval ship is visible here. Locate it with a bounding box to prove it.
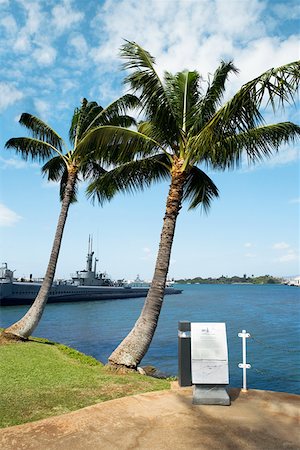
[0,242,182,306]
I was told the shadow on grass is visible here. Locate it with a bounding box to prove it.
[29,337,55,346]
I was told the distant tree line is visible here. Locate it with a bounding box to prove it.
[175,275,282,284]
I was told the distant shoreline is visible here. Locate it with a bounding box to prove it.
[175,275,282,285]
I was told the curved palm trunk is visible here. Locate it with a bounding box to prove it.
[3,167,77,340]
[108,159,186,369]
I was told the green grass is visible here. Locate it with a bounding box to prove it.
[0,337,170,428]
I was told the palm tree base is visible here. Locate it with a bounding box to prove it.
[105,361,137,374]
[0,331,28,344]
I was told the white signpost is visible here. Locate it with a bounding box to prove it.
[238,329,251,392]
[191,323,230,405]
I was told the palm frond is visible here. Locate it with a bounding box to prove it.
[120,41,178,143]
[137,121,176,152]
[69,106,80,145]
[5,137,57,162]
[241,60,300,111]
[69,98,90,145]
[73,95,139,143]
[75,126,164,165]
[192,61,238,133]
[98,94,140,122]
[78,103,104,138]
[87,153,171,205]
[183,166,219,211]
[19,113,65,151]
[41,156,66,181]
[165,70,201,135]
[101,114,137,128]
[208,122,300,169]
[191,61,300,158]
[80,161,107,180]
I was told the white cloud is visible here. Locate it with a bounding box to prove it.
[11,0,43,54]
[0,82,24,112]
[241,145,300,172]
[69,34,88,55]
[275,251,298,263]
[0,204,22,227]
[272,2,300,21]
[0,157,40,170]
[90,0,298,86]
[272,242,298,264]
[34,99,51,118]
[13,33,31,52]
[1,14,18,35]
[289,197,300,204]
[244,242,252,248]
[33,43,57,66]
[233,36,300,88]
[22,0,42,34]
[245,253,256,258]
[264,147,300,167]
[272,242,290,250]
[0,158,26,169]
[51,0,84,34]
[140,246,153,260]
[60,79,78,94]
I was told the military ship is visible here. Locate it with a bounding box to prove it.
[0,240,182,306]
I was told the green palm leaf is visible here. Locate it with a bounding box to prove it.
[19,113,65,151]
[87,153,171,205]
[120,41,178,143]
[195,60,300,156]
[190,62,300,156]
[80,161,107,180]
[165,70,200,135]
[137,121,176,152]
[76,126,164,165]
[5,137,57,162]
[192,61,238,133]
[42,156,66,181]
[242,60,300,110]
[183,166,219,211]
[208,122,300,168]
[98,94,140,123]
[69,98,89,145]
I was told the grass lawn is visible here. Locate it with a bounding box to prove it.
[0,337,170,428]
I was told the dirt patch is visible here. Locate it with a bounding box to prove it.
[0,332,27,345]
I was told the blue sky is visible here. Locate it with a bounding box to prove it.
[0,0,299,281]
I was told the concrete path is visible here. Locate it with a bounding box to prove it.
[0,386,299,450]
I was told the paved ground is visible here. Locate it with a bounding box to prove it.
[0,386,299,450]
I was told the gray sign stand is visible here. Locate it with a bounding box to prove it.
[191,323,230,406]
[178,321,192,387]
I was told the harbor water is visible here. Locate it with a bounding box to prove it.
[1,284,299,394]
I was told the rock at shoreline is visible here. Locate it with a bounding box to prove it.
[138,365,171,379]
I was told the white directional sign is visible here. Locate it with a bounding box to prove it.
[191,323,229,385]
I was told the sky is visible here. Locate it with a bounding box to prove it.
[0,0,299,282]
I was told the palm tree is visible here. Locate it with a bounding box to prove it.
[87,42,300,370]
[2,95,138,340]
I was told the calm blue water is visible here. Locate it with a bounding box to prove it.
[1,284,299,394]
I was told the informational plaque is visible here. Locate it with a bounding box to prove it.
[191,323,229,385]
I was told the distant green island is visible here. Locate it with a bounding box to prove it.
[175,275,282,285]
